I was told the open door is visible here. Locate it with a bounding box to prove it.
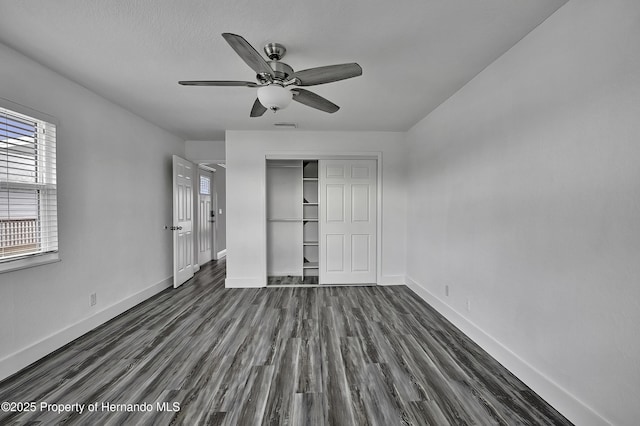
[319,159,377,284]
[198,168,213,264]
[197,167,218,263]
[172,155,194,288]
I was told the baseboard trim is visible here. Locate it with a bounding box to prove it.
[378,274,406,286]
[0,276,173,382]
[224,274,405,287]
[225,277,264,288]
[405,275,610,426]
[217,249,226,259]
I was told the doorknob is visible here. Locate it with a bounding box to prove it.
[169,226,183,231]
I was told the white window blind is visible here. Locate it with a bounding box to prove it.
[0,105,58,264]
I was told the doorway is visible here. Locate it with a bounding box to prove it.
[197,167,216,265]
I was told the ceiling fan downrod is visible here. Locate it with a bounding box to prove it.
[263,42,286,60]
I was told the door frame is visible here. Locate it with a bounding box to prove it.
[263,152,382,286]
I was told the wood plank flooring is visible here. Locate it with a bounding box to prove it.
[267,275,319,285]
[0,259,572,425]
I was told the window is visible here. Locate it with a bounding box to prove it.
[1,103,58,272]
[200,175,210,195]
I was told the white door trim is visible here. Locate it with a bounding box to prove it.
[262,151,383,286]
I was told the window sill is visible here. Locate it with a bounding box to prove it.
[0,253,60,274]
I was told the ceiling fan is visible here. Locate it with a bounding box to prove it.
[179,33,362,117]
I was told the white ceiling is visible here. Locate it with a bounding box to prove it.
[0,0,567,141]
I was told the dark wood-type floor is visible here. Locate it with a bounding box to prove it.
[0,259,572,425]
[268,275,319,285]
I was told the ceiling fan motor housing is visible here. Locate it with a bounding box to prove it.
[257,60,294,84]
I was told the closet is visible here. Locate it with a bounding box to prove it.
[266,158,377,286]
[266,160,318,284]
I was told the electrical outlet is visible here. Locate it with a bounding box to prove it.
[445,285,449,297]
[90,293,97,306]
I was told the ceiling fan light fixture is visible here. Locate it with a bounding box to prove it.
[257,84,292,112]
[180,33,362,117]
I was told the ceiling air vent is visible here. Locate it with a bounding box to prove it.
[274,122,297,129]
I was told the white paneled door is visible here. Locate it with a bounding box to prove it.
[319,159,377,284]
[173,155,194,288]
[198,169,212,265]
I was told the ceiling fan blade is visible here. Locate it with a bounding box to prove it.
[250,98,267,117]
[178,80,258,87]
[292,88,339,113]
[221,33,274,77]
[291,63,362,86]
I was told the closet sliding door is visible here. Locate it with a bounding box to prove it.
[319,159,377,284]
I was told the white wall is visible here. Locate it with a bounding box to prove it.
[405,1,640,424]
[225,130,407,287]
[0,42,184,380]
[185,140,225,163]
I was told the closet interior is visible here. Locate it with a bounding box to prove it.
[266,160,319,285]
